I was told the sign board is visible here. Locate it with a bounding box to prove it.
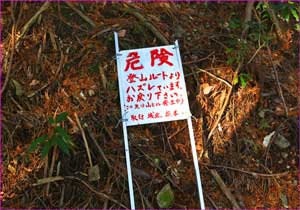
[117,45,191,126]
[114,32,205,210]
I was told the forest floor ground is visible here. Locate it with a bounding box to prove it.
[1,2,299,209]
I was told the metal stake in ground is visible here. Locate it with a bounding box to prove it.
[114,32,136,210]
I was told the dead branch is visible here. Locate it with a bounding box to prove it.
[266,3,283,40]
[33,176,127,208]
[266,46,289,116]
[1,26,15,95]
[65,2,96,28]
[210,169,240,208]
[207,62,242,141]
[197,68,232,88]
[86,127,112,169]
[242,1,254,38]
[202,162,289,178]
[116,6,169,45]
[74,113,93,167]
[17,2,50,47]
[183,51,215,65]
[46,145,57,196]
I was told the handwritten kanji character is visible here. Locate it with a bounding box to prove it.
[138,114,144,120]
[173,110,179,116]
[124,52,143,71]
[148,112,154,119]
[150,48,174,66]
[163,100,169,106]
[131,115,138,121]
[137,93,145,102]
[127,73,138,83]
[139,74,148,82]
[154,112,161,118]
[165,111,171,117]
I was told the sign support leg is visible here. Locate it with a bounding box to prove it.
[114,31,135,209]
[122,124,136,210]
[187,116,205,209]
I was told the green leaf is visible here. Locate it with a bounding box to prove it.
[12,79,24,96]
[241,73,253,81]
[259,119,270,130]
[233,74,239,86]
[240,75,247,88]
[55,126,68,137]
[56,112,68,123]
[291,8,299,21]
[27,135,48,153]
[53,135,70,155]
[41,139,53,159]
[228,18,241,29]
[225,48,234,54]
[227,57,235,65]
[295,23,300,32]
[156,184,174,208]
[48,117,55,124]
[280,192,288,208]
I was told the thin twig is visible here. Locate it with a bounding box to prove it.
[86,127,112,169]
[117,6,169,45]
[74,113,93,167]
[1,26,15,95]
[241,1,254,38]
[184,67,228,77]
[65,2,96,28]
[210,169,240,208]
[207,60,242,141]
[266,46,289,116]
[202,162,289,178]
[197,68,232,88]
[46,145,57,196]
[33,176,127,208]
[183,51,215,65]
[167,125,187,140]
[27,83,49,98]
[266,3,283,40]
[206,194,219,209]
[247,42,265,64]
[16,2,50,47]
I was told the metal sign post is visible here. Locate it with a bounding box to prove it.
[114,32,136,210]
[175,40,206,209]
[114,32,205,209]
